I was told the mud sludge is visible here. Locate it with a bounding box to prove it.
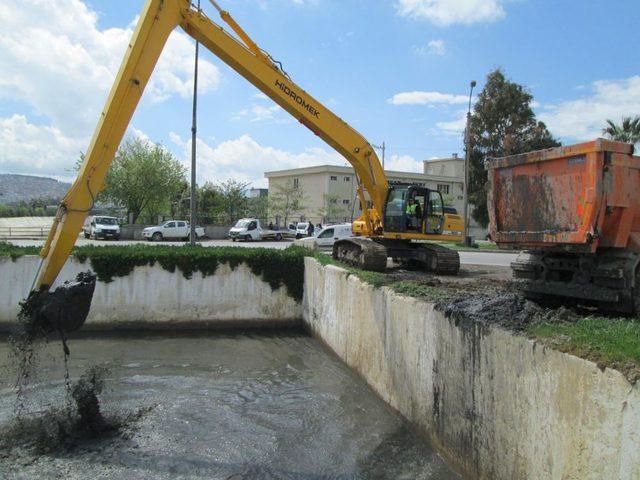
[0,366,149,461]
[439,291,578,330]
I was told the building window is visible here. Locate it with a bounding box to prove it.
[344,177,350,182]
[437,184,450,195]
[342,199,350,205]
[330,175,338,181]
[293,178,299,188]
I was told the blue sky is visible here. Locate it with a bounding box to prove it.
[1,0,638,187]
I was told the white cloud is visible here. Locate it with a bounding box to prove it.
[0,114,87,179]
[384,154,423,172]
[0,0,220,166]
[170,133,343,187]
[233,104,283,122]
[0,115,152,180]
[538,76,640,141]
[396,0,506,26]
[427,39,446,56]
[436,114,467,135]
[388,91,469,105]
[413,39,447,56]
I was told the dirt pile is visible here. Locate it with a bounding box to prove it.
[439,291,578,331]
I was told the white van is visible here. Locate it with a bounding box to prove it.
[295,222,310,239]
[82,215,120,240]
[314,223,353,248]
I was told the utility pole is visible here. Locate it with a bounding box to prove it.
[372,142,386,169]
[189,0,201,246]
[463,80,476,247]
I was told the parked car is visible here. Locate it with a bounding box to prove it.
[228,218,292,241]
[142,220,205,241]
[83,215,120,240]
[296,223,353,249]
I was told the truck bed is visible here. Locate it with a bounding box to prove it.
[486,139,640,253]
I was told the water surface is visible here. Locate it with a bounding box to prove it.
[0,331,461,479]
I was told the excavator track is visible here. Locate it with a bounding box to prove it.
[415,243,461,275]
[333,238,388,272]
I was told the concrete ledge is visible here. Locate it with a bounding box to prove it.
[0,256,302,330]
[302,257,640,480]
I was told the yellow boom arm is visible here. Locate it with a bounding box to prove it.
[35,0,388,291]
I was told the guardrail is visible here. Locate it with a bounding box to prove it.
[0,226,50,238]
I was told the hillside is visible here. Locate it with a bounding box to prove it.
[0,174,71,205]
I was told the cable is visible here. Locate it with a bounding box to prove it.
[64,179,96,213]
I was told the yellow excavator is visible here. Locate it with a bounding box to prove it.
[24,0,462,334]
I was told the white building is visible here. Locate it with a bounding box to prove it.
[265,163,463,226]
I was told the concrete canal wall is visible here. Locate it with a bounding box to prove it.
[0,256,301,330]
[1,254,638,479]
[302,257,640,480]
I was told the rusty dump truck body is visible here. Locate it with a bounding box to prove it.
[486,139,640,312]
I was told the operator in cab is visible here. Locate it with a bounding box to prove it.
[406,198,422,230]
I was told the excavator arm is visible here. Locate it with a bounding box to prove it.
[27,0,389,332]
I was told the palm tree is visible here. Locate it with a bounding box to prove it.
[602,116,640,144]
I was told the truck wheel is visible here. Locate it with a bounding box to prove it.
[244,235,251,242]
[152,232,163,242]
[231,238,236,242]
[83,232,90,239]
[275,233,282,241]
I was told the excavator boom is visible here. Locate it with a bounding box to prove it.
[27,0,389,333]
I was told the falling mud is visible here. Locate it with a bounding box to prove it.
[0,366,149,461]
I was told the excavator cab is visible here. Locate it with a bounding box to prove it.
[383,185,445,235]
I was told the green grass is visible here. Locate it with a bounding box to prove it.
[0,241,40,259]
[311,253,451,301]
[390,280,450,302]
[311,253,388,288]
[527,317,640,371]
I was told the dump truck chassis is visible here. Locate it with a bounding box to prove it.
[512,249,640,313]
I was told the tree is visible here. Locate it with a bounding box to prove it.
[215,179,250,224]
[603,116,640,145]
[468,69,560,226]
[247,195,269,223]
[317,194,345,223]
[98,137,186,223]
[197,181,224,223]
[269,179,307,227]
[169,178,190,219]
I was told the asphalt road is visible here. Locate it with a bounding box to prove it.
[5,238,519,267]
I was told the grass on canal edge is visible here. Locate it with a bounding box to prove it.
[527,317,640,381]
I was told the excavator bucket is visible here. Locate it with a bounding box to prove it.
[19,272,96,339]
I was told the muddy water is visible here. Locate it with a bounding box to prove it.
[0,331,461,479]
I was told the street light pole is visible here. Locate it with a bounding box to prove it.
[463,80,476,247]
[189,0,201,246]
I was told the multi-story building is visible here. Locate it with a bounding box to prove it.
[264,163,464,226]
